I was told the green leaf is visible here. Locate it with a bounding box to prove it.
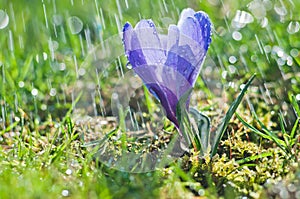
[176,88,201,150]
[189,108,211,154]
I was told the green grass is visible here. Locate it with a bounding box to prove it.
[1,0,300,198]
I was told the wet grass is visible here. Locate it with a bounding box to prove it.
[1,0,300,198]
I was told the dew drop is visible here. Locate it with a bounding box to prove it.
[18,81,25,88]
[290,48,299,57]
[67,16,83,34]
[50,88,57,96]
[112,92,118,100]
[60,62,66,71]
[31,88,38,96]
[261,17,268,28]
[248,0,266,19]
[198,189,205,196]
[41,104,47,111]
[52,14,63,26]
[222,71,227,79]
[148,21,154,27]
[232,10,254,28]
[240,44,248,53]
[48,40,59,51]
[61,190,69,197]
[229,56,237,64]
[286,56,293,66]
[126,63,132,69]
[251,55,258,62]
[287,183,297,192]
[264,45,272,53]
[263,0,273,11]
[0,10,9,29]
[240,84,246,90]
[14,116,20,122]
[232,31,242,41]
[65,169,72,175]
[274,3,287,16]
[287,21,300,34]
[43,52,48,60]
[228,65,236,74]
[279,188,290,199]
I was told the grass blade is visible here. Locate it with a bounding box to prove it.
[290,117,299,140]
[236,151,273,164]
[211,74,256,157]
[237,113,289,156]
[236,113,271,140]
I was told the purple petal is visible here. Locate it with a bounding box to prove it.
[128,31,148,67]
[147,83,179,127]
[123,22,133,57]
[133,20,166,65]
[123,22,147,68]
[133,64,192,128]
[178,17,203,58]
[165,45,196,85]
[178,8,196,28]
[173,11,212,86]
[194,11,212,51]
[189,11,212,85]
[166,25,180,52]
[165,25,197,84]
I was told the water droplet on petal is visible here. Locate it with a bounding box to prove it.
[126,63,132,69]
[67,16,83,34]
[287,21,300,34]
[148,21,154,27]
[0,10,9,29]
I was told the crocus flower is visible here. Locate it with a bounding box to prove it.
[122,8,212,130]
